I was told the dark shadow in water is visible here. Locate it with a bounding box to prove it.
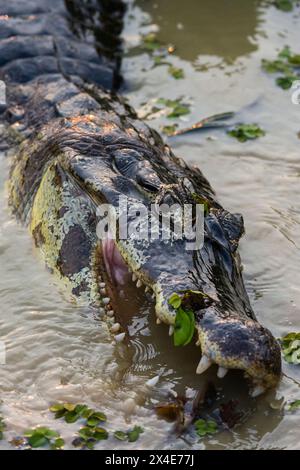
[137,0,263,62]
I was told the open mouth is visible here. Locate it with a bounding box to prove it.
[100,238,281,397]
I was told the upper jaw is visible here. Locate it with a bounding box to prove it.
[152,288,282,397]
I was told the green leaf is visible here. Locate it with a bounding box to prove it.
[281,332,300,364]
[43,429,59,439]
[161,124,178,136]
[79,427,93,439]
[227,124,265,142]
[63,403,77,412]
[127,426,144,443]
[276,75,297,89]
[174,307,195,346]
[28,433,48,448]
[261,59,292,74]
[93,427,109,441]
[274,0,294,12]
[167,105,190,119]
[194,418,218,438]
[114,431,128,441]
[278,46,292,59]
[64,411,80,423]
[288,54,300,65]
[168,66,185,79]
[168,293,182,309]
[49,404,65,413]
[288,399,300,410]
[51,438,65,449]
[142,33,161,51]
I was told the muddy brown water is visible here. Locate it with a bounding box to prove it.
[0,0,299,449]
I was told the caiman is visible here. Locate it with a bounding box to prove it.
[0,0,281,397]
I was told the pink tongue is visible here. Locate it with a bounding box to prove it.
[102,238,131,285]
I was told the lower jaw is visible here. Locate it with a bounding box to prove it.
[100,239,276,398]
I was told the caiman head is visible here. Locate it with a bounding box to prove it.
[57,112,281,397]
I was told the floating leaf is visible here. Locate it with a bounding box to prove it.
[278,45,292,59]
[194,418,218,437]
[168,66,185,79]
[51,438,65,450]
[262,45,300,90]
[274,0,294,12]
[161,124,178,136]
[25,427,62,449]
[167,105,190,119]
[227,124,265,142]
[127,426,144,443]
[114,431,128,441]
[142,33,161,52]
[276,75,298,89]
[281,332,300,364]
[0,417,5,441]
[287,399,300,410]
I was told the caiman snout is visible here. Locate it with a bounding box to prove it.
[195,308,282,396]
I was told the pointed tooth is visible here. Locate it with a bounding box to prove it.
[217,366,228,379]
[169,325,174,336]
[132,274,137,282]
[111,323,121,333]
[145,286,150,293]
[99,282,105,288]
[115,332,126,342]
[196,339,201,346]
[107,309,114,317]
[250,385,265,398]
[146,375,160,388]
[196,355,212,375]
[151,293,155,300]
[136,279,142,288]
[102,297,110,305]
[100,288,106,295]
[156,318,161,325]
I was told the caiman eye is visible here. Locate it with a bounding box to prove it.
[114,149,161,192]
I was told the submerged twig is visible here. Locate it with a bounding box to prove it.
[168,111,235,136]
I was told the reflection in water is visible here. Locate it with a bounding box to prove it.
[137,0,262,62]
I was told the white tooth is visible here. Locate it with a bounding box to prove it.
[169,325,174,336]
[250,385,265,398]
[145,286,150,293]
[156,318,161,325]
[151,293,155,300]
[99,308,105,315]
[99,282,105,288]
[115,332,126,342]
[100,288,106,295]
[196,355,212,375]
[102,297,110,305]
[217,366,228,379]
[132,274,137,282]
[146,375,160,388]
[136,280,142,288]
[111,323,121,333]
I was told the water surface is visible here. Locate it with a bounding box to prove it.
[0,0,300,450]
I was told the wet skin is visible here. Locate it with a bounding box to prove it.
[0,0,281,397]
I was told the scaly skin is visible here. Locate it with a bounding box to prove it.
[0,0,281,396]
